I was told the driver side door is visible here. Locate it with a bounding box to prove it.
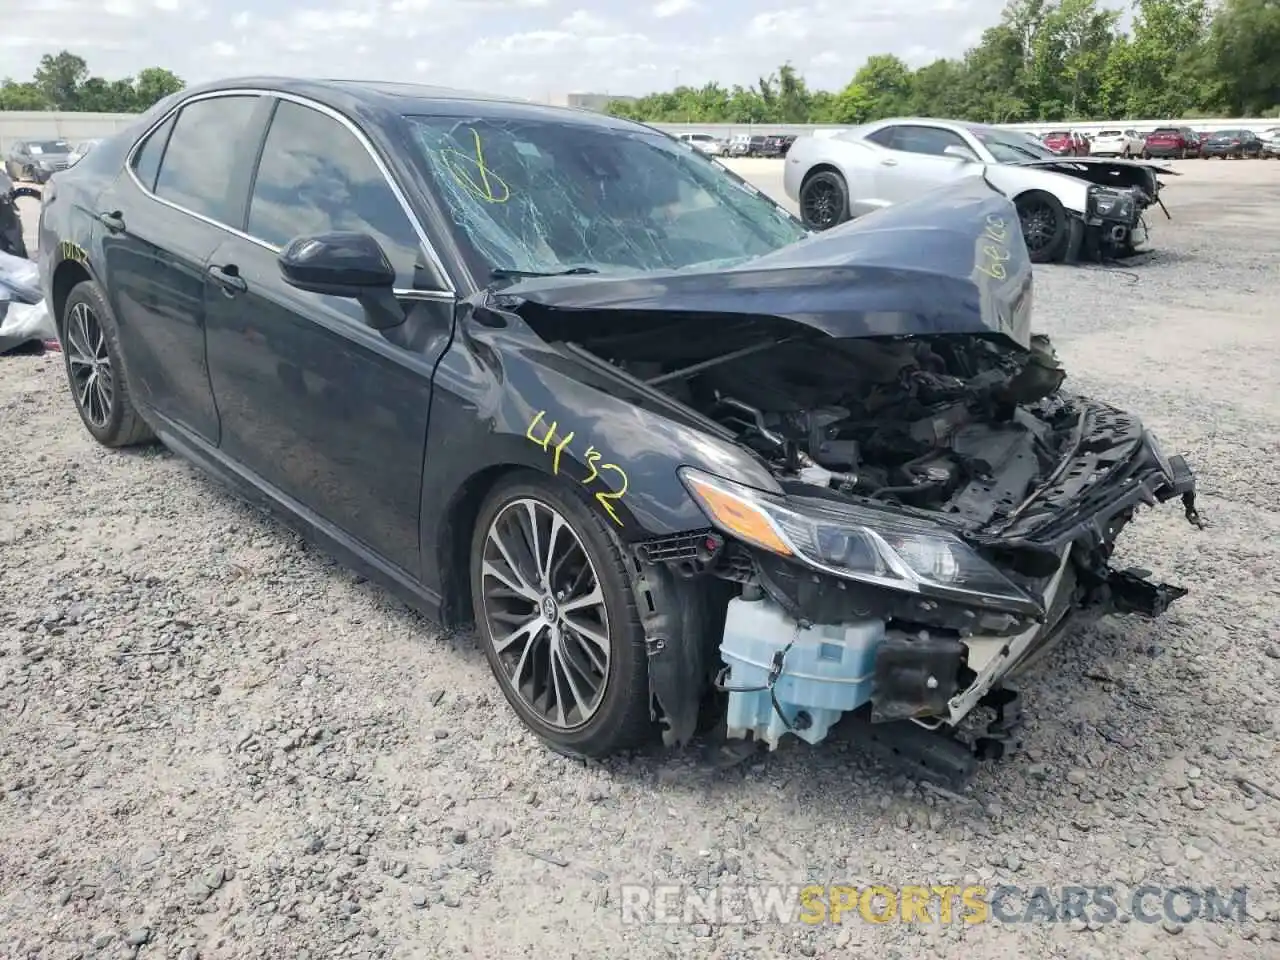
[863,124,979,206]
[202,96,457,576]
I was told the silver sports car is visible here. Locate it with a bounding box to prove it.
[783,118,1176,263]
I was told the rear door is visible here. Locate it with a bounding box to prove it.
[201,96,455,574]
[863,124,978,206]
[95,93,269,445]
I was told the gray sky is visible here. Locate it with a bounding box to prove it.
[2,0,1129,100]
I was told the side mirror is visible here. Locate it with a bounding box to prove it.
[943,145,979,162]
[278,231,404,331]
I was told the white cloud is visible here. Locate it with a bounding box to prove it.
[653,0,696,17]
[2,0,1048,98]
[560,9,610,33]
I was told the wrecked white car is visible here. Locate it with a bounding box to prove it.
[784,118,1176,264]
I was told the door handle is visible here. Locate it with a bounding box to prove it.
[880,157,897,166]
[97,210,125,233]
[208,264,247,294]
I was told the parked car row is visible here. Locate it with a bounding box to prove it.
[1024,125,1280,160]
[4,137,104,183]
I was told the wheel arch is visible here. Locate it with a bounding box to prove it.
[435,461,529,629]
[433,456,651,630]
[799,161,845,191]
[50,259,94,335]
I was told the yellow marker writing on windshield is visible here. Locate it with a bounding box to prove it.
[443,128,510,204]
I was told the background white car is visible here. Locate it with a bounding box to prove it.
[783,117,1172,263]
[677,133,726,156]
[1263,128,1280,158]
[1091,129,1146,157]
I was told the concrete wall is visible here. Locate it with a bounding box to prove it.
[0,112,140,153]
[4,109,1276,154]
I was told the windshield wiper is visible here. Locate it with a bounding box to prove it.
[490,266,601,281]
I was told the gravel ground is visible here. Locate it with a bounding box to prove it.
[2,161,1279,960]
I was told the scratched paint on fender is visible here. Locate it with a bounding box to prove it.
[525,410,629,527]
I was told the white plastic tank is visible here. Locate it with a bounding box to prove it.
[719,594,885,749]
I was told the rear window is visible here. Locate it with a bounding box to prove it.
[1151,128,1179,135]
[1045,131,1069,137]
[1098,130,1122,137]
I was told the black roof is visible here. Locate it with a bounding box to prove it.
[171,76,646,133]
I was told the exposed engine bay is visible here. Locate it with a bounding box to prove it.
[541,312,1201,783]
[639,332,1072,529]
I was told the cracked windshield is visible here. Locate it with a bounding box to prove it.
[406,116,809,277]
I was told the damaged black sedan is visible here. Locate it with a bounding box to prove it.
[39,78,1201,780]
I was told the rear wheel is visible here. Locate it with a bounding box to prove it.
[60,281,155,448]
[799,169,850,231]
[1016,191,1069,264]
[470,472,653,759]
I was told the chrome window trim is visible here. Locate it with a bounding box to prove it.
[123,87,457,299]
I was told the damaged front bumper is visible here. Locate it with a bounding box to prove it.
[1067,187,1152,261]
[641,426,1201,772]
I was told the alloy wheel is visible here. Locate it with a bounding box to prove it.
[479,497,611,730]
[65,301,114,429]
[802,180,841,229]
[1018,202,1056,253]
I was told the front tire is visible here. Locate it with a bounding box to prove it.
[470,471,653,759]
[1016,191,1069,264]
[798,169,850,231]
[60,281,155,448]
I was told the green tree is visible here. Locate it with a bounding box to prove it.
[1205,0,1280,115]
[0,80,47,111]
[33,51,89,110]
[134,67,185,109]
[1124,0,1214,116]
[853,54,915,119]
[0,52,184,112]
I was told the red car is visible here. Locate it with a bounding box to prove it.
[1041,130,1090,156]
[1141,127,1201,159]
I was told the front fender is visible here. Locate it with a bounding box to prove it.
[445,304,776,537]
[420,299,777,617]
[986,165,1090,214]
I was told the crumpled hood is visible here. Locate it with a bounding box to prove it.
[1013,156,1180,176]
[496,175,1036,350]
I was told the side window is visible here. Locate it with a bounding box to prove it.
[890,125,971,157]
[130,114,176,192]
[153,95,261,225]
[246,100,424,288]
[866,126,897,148]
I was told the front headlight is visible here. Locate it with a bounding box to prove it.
[1089,188,1134,219]
[679,467,1041,615]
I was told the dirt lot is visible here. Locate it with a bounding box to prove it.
[2,160,1279,960]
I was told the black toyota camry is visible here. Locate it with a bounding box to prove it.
[37,77,1202,781]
